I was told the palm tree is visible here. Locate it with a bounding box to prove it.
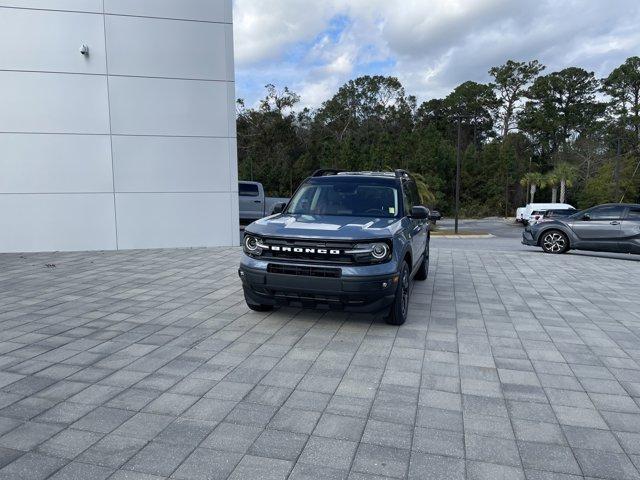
[520,172,545,203]
[545,171,559,203]
[553,162,577,203]
[383,167,437,206]
[412,173,437,205]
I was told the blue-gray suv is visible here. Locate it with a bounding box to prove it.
[239,170,431,325]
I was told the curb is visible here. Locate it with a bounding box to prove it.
[432,234,495,239]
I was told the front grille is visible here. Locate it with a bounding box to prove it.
[267,263,341,278]
[260,237,356,264]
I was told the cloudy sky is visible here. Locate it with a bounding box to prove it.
[233,0,640,109]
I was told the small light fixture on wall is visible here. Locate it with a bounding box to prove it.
[80,44,90,56]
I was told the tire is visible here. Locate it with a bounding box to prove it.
[414,243,429,281]
[247,303,273,312]
[540,230,570,254]
[245,294,274,312]
[386,261,411,326]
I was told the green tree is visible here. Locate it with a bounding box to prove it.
[236,60,639,219]
[603,56,640,151]
[520,172,545,203]
[603,57,640,199]
[443,81,499,148]
[408,172,437,205]
[579,156,640,206]
[314,75,415,171]
[545,171,559,203]
[553,162,578,203]
[236,85,304,196]
[489,60,545,138]
[519,67,605,160]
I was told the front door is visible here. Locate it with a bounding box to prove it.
[403,179,427,269]
[569,205,626,251]
[619,206,640,254]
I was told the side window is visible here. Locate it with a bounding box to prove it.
[587,205,626,220]
[625,207,640,220]
[288,186,317,214]
[239,183,259,197]
[402,180,413,214]
[408,180,422,207]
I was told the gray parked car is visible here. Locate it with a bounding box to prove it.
[522,203,640,254]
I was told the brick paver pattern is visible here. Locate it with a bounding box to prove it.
[0,247,639,480]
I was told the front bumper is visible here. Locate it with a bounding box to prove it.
[239,257,398,313]
[522,228,537,246]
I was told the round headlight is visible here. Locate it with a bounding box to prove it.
[371,243,389,259]
[244,235,259,252]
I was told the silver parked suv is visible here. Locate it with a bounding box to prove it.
[522,203,640,254]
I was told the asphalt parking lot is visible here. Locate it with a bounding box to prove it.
[0,235,639,479]
[436,218,640,262]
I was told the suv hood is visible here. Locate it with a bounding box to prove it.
[246,214,399,241]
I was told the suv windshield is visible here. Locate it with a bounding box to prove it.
[286,177,400,218]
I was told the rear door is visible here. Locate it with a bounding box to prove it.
[620,206,640,253]
[239,182,263,220]
[569,205,626,251]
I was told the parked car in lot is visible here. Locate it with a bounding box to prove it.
[428,209,442,223]
[528,210,547,225]
[516,207,526,223]
[239,181,289,224]
[239,169,431,325]
[522,203,640,254]
[522,203,575,225]
[543,208,577,220]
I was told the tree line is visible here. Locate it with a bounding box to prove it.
[237,57,640,216]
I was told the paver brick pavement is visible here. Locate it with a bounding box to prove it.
[0,246,639,479]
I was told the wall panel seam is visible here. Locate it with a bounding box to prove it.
[104,13,230,25]
[102,0,119,249]
[0,70,234,83]
[0,191,237,195]
[0,6,232,24]
[0,6,102,15]
[0,132,233,138]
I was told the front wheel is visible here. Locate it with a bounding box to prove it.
[386,261,411,326]
[541,230,569,254]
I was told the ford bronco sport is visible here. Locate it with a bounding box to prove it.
[238,169,431,325]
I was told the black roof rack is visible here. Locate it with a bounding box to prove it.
[394,169,410,179]
[311,168,411,179]
[312,169,345,177]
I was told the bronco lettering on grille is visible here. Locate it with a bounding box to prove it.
[267,245,341,255]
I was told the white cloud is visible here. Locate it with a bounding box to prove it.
[233,0,337,66]
[233,0,640,107]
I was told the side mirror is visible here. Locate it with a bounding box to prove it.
[271,202,286,214]
[582,213,590,221]
[410,206,429,219]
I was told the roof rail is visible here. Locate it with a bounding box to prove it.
[312,169,345,177]
[394,169,410,179]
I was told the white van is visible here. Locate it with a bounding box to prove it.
[522,203,575,224]
[516,207,526,223]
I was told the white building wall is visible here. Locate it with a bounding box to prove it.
[0,1,238,252]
